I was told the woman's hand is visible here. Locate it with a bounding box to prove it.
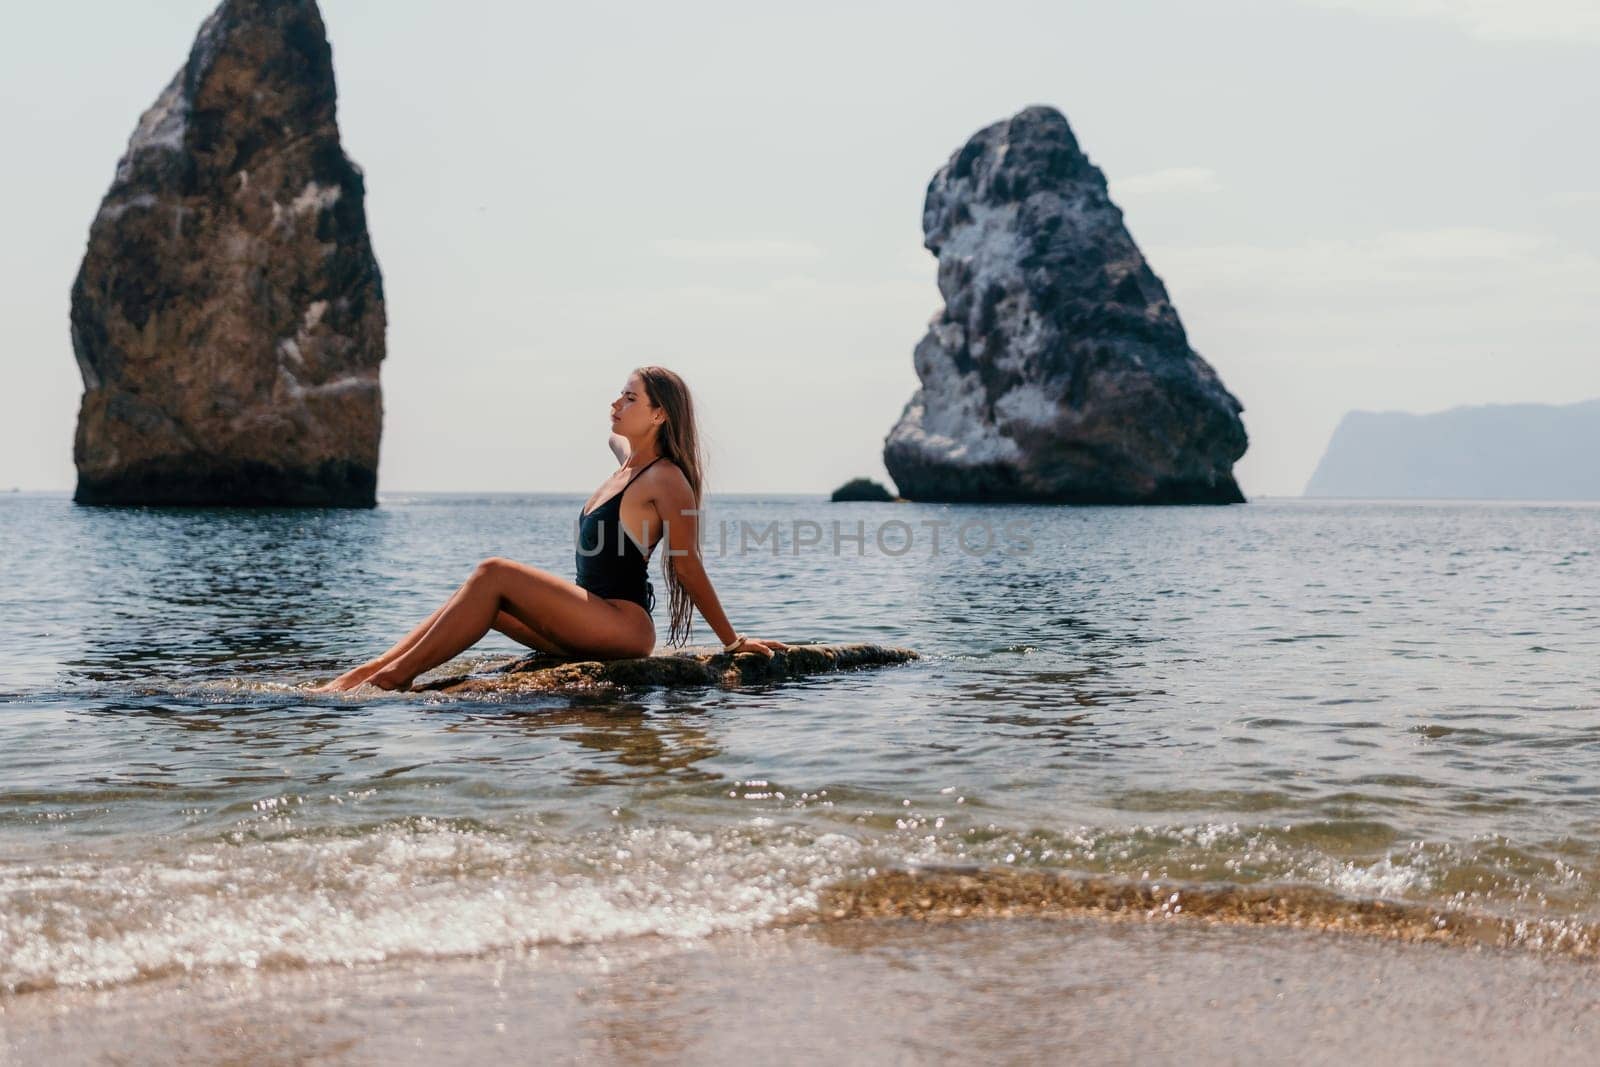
[731,636,790,659]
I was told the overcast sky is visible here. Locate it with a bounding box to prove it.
[2,0,1596,498]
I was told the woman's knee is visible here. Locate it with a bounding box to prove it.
[471,556,514,583]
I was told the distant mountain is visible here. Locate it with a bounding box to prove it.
[1304,399,1600,499]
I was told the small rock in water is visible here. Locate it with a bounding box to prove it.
[830,477,897,502]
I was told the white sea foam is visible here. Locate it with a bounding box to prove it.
[0,821,867,994]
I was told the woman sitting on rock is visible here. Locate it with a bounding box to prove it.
[314,366,787,692]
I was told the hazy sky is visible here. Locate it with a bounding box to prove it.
[2,0,1595,497]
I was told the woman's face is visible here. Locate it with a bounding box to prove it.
[609,374,659,438]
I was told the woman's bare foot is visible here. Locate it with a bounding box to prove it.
[310,659,386,693]
[365,664,414,692]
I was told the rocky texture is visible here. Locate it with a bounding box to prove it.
[884,106,1247,505]
[818,867,1544,951]
[414,643,919,696]
[71,0,384,506]
[1305,400,1600,499]
[830,477,897,502]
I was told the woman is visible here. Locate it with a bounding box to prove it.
[313,366,788,692]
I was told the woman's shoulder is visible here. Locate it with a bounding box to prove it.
[644,454,686,480]
[640,455,691,496]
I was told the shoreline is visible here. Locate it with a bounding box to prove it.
[8,857,1598,1000]
[6,917,1599,1064]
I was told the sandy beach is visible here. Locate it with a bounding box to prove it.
[6,917,1600,1065]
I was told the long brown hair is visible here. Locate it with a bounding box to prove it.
[635,365,704,646]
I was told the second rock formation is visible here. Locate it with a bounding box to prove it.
[884,106,1247,504]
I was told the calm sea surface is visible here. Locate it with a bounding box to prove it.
[3,492,1599,993]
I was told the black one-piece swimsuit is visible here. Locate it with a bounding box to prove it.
[574,456,663,613]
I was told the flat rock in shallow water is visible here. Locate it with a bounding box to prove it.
[417,643,919,695]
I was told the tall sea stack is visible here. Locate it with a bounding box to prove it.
[884,106,1247,504]
[71,0,385,506]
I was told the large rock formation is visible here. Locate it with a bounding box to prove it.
[1305,400,1600,499]
[71,0,384,506]
[884,106,1247,504]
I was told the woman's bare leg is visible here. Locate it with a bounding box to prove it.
[492,611,572,656]
[312,602,568,692]
[357,557,652,691]
[312,600,454,692]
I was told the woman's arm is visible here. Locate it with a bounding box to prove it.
[662,504,735,645]
[657,476,788,657]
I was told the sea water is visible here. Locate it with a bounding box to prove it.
[3,492,1599,993]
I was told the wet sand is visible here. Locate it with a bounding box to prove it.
[5,918,1599,1065]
